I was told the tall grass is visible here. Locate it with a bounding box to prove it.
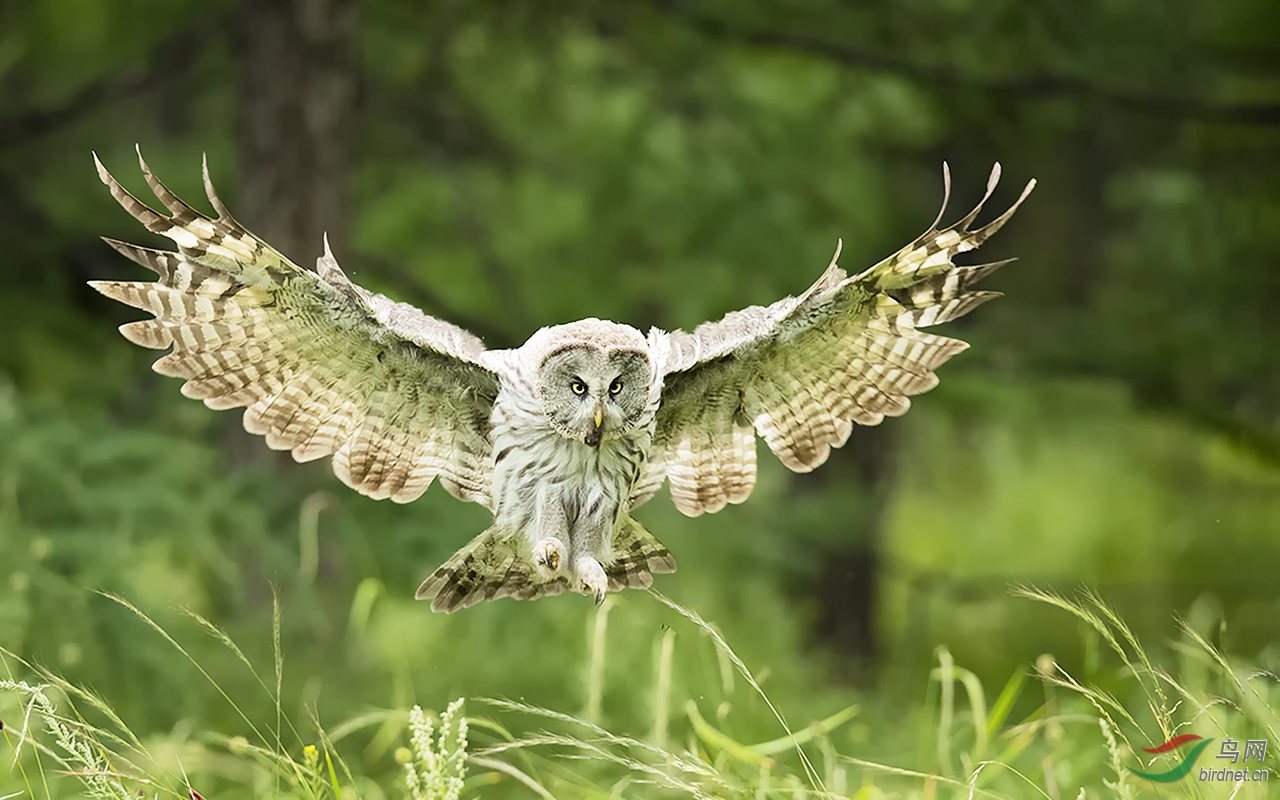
[2,587,1276,799]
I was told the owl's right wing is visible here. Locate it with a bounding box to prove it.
[91,151,500,506]
[632,164,1034,516]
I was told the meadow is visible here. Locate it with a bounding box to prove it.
[2,377,1278,798]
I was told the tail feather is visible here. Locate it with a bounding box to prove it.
[605,515,678,592]
[417,516,678,612]
[415,527,568,613]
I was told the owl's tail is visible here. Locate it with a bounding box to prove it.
[415,517,678,613]
[415,527,569,613]
[605,515,678,591]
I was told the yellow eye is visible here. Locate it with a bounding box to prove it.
[570,379,587,395]
[609,379,624,395]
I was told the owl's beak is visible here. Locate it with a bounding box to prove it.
[584,403,605,447]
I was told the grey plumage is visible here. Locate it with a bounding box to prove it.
[91,150,1034,612]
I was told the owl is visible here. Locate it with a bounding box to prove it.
[90,149,1034,612]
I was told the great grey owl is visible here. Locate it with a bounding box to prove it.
[90,150,1034,612]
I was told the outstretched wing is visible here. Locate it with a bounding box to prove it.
[633,164,1035,517]
[91,149,500,506]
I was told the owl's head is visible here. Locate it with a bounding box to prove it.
[535,320,654,447]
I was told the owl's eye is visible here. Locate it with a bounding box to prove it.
[608,379,624,396]
[570,379,587,395]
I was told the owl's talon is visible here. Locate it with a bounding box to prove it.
[575,558,609,605]
[533,537,567,576]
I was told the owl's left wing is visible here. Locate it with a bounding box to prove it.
[632,165,1034,516]
[90,151,500,506]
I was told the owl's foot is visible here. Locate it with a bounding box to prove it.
[574,557,609,606]
[532,536,567,578]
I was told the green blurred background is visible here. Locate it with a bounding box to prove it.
[1,0,1278,796]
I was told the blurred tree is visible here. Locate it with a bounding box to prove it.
[222,0,359,466]
[233,0,357,263]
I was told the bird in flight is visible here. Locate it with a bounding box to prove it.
[90,149,1033,612]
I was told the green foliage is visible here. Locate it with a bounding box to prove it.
[403,701,467,800]
[0,680,131,800]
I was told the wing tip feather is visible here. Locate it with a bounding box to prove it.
[928,161,953,231]
[201,152,236,221]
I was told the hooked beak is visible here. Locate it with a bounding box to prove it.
[584,403,605,448]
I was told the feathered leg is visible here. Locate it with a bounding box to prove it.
[531,490,569,579]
